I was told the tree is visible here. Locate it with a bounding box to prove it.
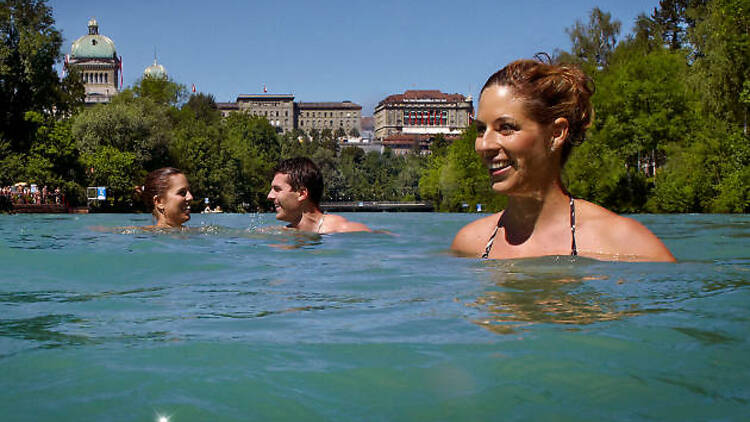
[223,112,280,209]
[23,111,81,185]
[130,76,187,107]
[430,134,450,157]
[72,96,173,170]
[652,0,693,50]
[0,0,84,151]
[419,125,506,211]
[688,0,750,133]
[563,7,622,70]
[80,145,138,205]
[183,93,220,125]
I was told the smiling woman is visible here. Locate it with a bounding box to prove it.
[136,167,194,228]
[451,57,675,262]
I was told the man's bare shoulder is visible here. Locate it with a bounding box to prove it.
[324,214,371,233]
[451,213,501,256]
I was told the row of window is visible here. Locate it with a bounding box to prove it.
[301,111,358,118]
[402,110,449,126]
[299,119,355,128]
[82,72,109,84]
[250,110,289,117]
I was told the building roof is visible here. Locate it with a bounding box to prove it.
[216,102,239,110]
[237,94,295,101]
[378,90,468,106]
[70,19,117,59]
[297,101,361,110]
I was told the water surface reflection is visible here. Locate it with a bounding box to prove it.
[469,258,647,334]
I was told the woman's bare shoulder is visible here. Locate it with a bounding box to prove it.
[451,213,501,255]
[576,201,675,262]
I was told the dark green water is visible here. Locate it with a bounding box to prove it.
[0,213,748,421]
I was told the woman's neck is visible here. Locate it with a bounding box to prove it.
[501,178,569,240]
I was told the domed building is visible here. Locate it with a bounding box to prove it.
[143,57,167,80]
[66,19,121,105]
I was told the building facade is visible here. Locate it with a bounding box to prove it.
[218,95,362,135]
[66,19,121,105]
[373,90,473,140]
[296,101,361,135]
[235,94,295,133]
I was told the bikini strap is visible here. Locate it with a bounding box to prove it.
[569,196,578,256]
[482,216,502,259]
[316,214,325,233]
[483,198,577,259]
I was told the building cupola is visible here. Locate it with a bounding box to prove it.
[88,18,99,35]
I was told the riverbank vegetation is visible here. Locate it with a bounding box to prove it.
[1,0,747,213]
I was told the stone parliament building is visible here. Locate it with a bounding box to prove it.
[65,19,121,105]
[217,95,362,136]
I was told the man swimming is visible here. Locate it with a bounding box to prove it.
[267,157,371,233]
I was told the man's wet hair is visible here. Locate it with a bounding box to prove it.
[273,157,324,206]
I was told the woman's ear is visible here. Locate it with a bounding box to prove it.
[550,117,569,152]
[153,194,164,213]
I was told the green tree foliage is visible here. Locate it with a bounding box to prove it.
[80,145,137,204]
[651,0,706,50]
[24,111,80,184]
[562,7,622,70]
[420,125,507,211]
[130,76,187,107]
[222,111,280,210]
[564,41,698,211]
[72,96,172,171]
[689,0,750,132]
[0,0,83,152]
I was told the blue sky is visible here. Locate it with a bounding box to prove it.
[50,0,660,115]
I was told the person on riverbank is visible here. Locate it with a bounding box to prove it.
[136,167,194,228]
[268,157,371,234]
[452,56,675,262]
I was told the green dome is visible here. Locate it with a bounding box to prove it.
[144,59,167,79]
[70,19,117,59]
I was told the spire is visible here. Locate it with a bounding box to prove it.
[88,18,99,35]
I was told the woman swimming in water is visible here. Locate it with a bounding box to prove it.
[136,167,194,228]
[451,57,675,262]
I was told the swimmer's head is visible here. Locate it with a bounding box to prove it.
[137,167,193,226]
[480,54,594,164]
[271,157,323,206]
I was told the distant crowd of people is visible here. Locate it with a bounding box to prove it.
[1,185,65,206]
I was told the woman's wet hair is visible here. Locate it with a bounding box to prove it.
[273,157,323,206]
[481,53,594,163]
[136,167,184,214]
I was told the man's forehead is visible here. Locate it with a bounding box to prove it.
[272,172,292,186]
